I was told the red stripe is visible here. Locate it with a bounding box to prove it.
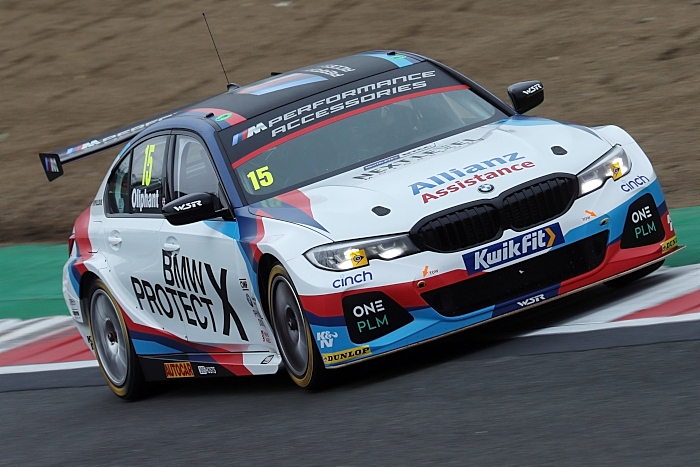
[275,190,315,219]
[614,289,700,321]
[188,107,246,126]
[0,328,94,366]
[74,207,93,275]
[231,84,470,168]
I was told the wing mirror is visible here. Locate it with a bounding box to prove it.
[163,193,220,226]
[507,80,544,114]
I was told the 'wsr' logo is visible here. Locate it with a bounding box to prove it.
[463,224,565,274]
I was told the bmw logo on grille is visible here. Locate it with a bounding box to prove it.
[478,184,494,193]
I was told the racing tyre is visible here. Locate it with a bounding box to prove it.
[88,280,147,401]
[267,264,326,389]
[604,260,664,289]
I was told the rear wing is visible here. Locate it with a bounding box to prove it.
[39,97,215,181]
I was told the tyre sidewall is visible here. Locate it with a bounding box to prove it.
[88,279,144,400]
[267,264,324,388]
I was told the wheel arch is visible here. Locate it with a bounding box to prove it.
[256,253,281,322]
[79,271,100,324]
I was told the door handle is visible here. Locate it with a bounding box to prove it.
[162,242,180,252]
[107,235,122,246]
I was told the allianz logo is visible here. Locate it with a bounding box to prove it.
[332,270,373,289]
[517,293,546,307]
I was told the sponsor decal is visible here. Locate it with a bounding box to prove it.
[92,199,103,207]
[408,153,536,204]
[131,189,159,211]
[611,162,623,181]
[422,266,438,277]
[463,224,565,274]
[316,330,339,349]
[164,362,195,378]
[68,298,81,321]
[239,278,249,290]
[522,83,542,95]
[173,199,202,212]
[517,293,546,307]
[582,210,597,222]
[620,194,664,249]
[667,214,674,233]
[130,251,249,340]
[302,64,355,78]
[342,292,414,344]
[354,138,482,181]
[65,113,175,155]
[197,365,217,375]
[215,113,233,122]
[44,156,61,173]
[86,335,94,351]
[232,70,439,146]
[350,249,369,268]
[246,294,257,308]
[620,175,650,193]
[333,270,373,289]
[261,355,274,364]
[661,236,678,253]
[322,346,372,364]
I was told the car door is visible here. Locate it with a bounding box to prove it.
[100,133,188,339]
[159,132,273,350]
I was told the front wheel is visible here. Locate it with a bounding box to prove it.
[267,265,326,389]
[88,279,147,400]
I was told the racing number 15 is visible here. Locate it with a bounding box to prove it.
[247,166,274,191]
[142,144,155,186]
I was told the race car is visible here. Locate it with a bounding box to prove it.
[40,50,681,399]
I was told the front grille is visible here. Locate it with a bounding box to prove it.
[411,174,578,253]
[501,176,579,229]
[412,204,500,253]
[421,231,609,317]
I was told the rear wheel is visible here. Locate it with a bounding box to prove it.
[267,265,326,389]
[604,260,664,288]
[88,280,146,400]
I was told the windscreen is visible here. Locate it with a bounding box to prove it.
[220,62,507,203]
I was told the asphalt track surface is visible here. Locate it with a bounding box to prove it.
[2,283,700,466]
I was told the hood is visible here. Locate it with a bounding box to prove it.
[250,116,612,241]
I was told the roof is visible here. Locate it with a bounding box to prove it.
[182,50,427,122]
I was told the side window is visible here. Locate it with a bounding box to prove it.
[130,136,168,214]
[172,135,225,205]
[107,155,131,214]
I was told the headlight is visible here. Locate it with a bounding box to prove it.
[577,145,631,196]
[304,234,420,271]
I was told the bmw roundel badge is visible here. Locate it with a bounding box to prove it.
[478,184,494,193]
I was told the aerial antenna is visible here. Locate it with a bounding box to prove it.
[202,13,234,89]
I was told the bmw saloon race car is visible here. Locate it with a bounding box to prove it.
[41,50,681,398]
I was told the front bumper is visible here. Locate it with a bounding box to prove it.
[291,177,680,368]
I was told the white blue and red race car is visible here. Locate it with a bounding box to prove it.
[41,50,681,398]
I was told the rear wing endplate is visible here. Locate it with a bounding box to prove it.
[39,97,216,181]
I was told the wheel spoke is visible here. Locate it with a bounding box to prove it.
[91,289,129,386]
[271,275,310,379]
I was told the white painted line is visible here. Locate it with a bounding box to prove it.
[0,360,98,375]
[523,311,700,336]
[0,316,75,352]
[0,319,23,334]
[567,265,700,325]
